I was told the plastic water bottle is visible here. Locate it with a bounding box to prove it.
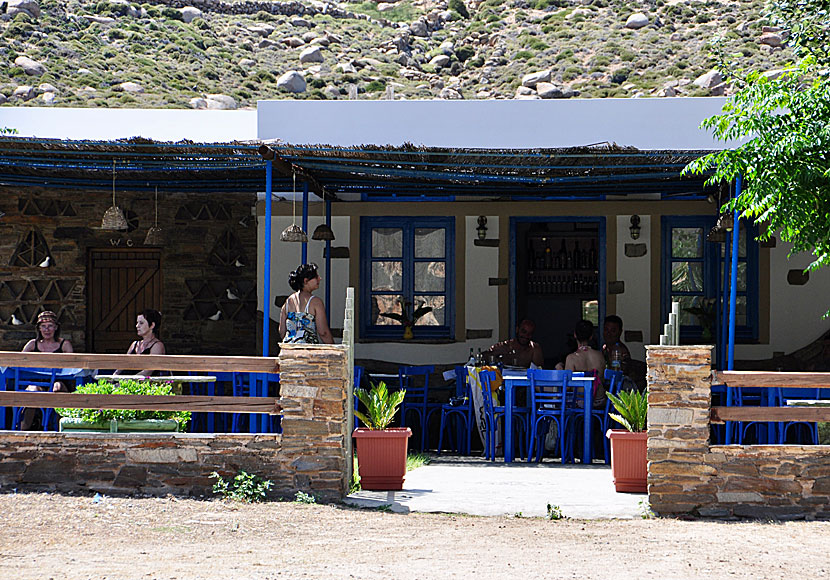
[467,348,476,367]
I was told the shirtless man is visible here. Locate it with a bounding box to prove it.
[565,319,607,408]
[485,319,544,368]
[602,315,631,373]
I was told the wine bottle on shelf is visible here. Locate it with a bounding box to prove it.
[574,241,582,269]
[589,239,597,269]
[558,239,567,270]
[544,241,552,270]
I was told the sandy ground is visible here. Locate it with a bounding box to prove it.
[1,493,829,579]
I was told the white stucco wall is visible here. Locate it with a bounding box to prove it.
[614,214,652,361]
[465,215,501,353]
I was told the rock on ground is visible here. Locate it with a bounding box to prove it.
[625,13,649,29]
[14,56,46,76]
[277,71,307,93]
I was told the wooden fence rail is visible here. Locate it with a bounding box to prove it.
[0,352,280,374]
[712,370,830,389]
[0,392,281,415]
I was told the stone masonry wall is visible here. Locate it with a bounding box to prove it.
[0,346,350,501]
[647,345,830,519]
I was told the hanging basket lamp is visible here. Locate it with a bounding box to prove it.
[311,223,335,241]
[280,171,308,243]
[102,160,128,231]
[143,186,163,246]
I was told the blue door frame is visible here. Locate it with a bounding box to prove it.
[509,216,607,341]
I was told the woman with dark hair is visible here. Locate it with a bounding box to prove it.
[117,308,166,376]
[19,310,74,429]
[279,263,333,344]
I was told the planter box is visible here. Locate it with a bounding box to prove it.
[353,427,411,491]
[606,429,647,493]
[59,418,180,433]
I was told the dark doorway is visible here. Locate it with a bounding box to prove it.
[88,248,162,353]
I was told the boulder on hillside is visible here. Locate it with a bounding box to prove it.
[283,37,306,48]
[41,92,56,105]
[277,71,307,93]
[521,69,551,88]
[536,82,563,99]
[299,46,324,64]
[625,13,649,29]
[206,94,237,110]
[693,69,722,89]
[410,19,428,37]
[180,7,203,23]
[38,83,58,94]
[116,82,144,93]
[238,59,256,69]
[290,17,311,28]
[758,32,783,48]
[12,86,36,101]
[439,87,463,99]
[189,97,208,109]
[430,54,451,68]
[6,0,41,19]
[14,56,46,76]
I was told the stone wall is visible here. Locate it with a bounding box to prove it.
[0,186,257,355]
[0,346,350,501]
[647,345,830,519]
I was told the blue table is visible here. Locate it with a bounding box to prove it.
[502,370,595,464]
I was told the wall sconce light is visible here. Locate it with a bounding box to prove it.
[476,216,488,240]
[629,214,641,240]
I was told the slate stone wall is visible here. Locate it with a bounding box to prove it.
[0,346,350,501]
[647,345,830,519]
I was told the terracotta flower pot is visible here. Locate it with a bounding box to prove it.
[606,429,647,493]
[353,427,412,491]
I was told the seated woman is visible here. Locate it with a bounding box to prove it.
[279,263,333,344]
[115,309,166,376]
[20,310,74,430]
[564,319,607,408]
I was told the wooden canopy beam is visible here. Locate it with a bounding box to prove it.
[257,144,337,201]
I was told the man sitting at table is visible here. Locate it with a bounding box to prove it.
[485,319,544,368]
[564,319,607,408]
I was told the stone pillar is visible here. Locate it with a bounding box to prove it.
[646,345,714,515]
[278,344,350,501]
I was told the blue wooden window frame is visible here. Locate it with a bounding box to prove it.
[360,216,455,340]
[661,216,759,343]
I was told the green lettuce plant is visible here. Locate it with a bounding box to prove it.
[57,378,191,430]
[354,381,406,430]
[607,389,648,433]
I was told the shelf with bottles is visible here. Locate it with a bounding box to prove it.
[526,271,599,295]
[527,236,598,272]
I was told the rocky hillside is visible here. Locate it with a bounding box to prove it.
[1,0,793,108]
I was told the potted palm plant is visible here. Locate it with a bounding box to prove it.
[380,296,432,340]
[352,381,411,491]
[605,389,648,493]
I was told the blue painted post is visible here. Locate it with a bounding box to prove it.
[325,197,332,322]
[263,160,272,358]
[720,234,730,370]
[302,181,309,264]
[727,175,741,371]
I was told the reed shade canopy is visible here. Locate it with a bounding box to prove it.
[280,171,308,243]
[101,159,128,231]
[143,186,163,246]
[311,191,335,241]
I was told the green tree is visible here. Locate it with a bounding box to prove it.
[684,1,830,277]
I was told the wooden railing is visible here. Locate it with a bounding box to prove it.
[0,352,281,417]
[710,370,830,425]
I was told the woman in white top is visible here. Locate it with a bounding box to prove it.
[279,263,333,344]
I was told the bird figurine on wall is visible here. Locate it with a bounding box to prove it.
[234,259,245,268]
[38,256,50,268]
[207,310,222,321]
[226,288,239,300]
[11,314,24,325]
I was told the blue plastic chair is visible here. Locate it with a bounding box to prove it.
[479,370,529,461]
[353,365,365,430]
[527,369,573,463]
[399,365,440,451]
[12,368,60,431]
[436,366,474,455]
[780,386,820,444]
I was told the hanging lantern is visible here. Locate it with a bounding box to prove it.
[280,171,308,242]
[311,194,335,241]
[101,160,128,231]
[144,186,163,246]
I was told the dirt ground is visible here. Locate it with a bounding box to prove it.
[1,492,829,580]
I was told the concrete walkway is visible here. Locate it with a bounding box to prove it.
[345,456,645,519]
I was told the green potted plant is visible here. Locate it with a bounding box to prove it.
[380,296,432,340]
[605,389,648,493]
[57,378,191,433]
[352,381,411,491]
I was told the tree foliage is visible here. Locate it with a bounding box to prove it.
[684,1,830,275]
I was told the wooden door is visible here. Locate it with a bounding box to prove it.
[88,249,162,353]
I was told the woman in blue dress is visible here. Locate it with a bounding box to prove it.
[279,263,333,344]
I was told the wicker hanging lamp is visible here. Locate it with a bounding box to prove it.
[311,191,335,241]
[280,171,308,242]
[144,186,163,246]
[101,160,128,231]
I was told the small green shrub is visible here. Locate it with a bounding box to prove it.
[515,50,534,60]
[364,79,386,92]
[455,45,475,62]
[294,491,317,504]
[547,503,566,520]
[211,471,273,503]
[448,0,469,18]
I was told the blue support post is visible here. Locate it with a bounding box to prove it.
[727,175,741,371]
[302,181,309,264]
[263,160,272,357]
[325,197,332,322]
[720,232,730,370]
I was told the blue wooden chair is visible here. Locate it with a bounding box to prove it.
[353,365,365,431]
[436,366,474,455]
[566,369,625,464]
[527,369,573,463]
[479,369,529,461]
[399,365,440,451]
[12,368,60,431]
[780,386,820,444]
[736,386,782,444]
